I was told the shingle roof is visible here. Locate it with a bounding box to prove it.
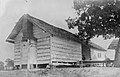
[89,42,106,51]
[108,39,119,49]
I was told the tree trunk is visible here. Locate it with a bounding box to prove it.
[114,38,120,67]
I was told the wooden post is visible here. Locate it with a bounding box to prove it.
[27,64,30,70]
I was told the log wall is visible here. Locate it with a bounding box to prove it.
[14,24,82,65]
[33,25,51,64]
[14,31,23,65]
[51,36,82,63]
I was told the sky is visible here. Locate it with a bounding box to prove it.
[0,0,115,61]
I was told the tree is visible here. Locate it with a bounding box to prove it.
[0,61,4,70]
[66,0,120,67]
[5,58,14,70]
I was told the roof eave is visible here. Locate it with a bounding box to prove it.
[6,39,15,44]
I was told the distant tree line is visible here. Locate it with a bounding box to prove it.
[0,58,14,71]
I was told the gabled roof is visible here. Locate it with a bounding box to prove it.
[89,42,106,51]
[6,14,83,44]
[6,14,106,51]
[108,39,119,49]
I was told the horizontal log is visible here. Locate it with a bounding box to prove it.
[15,40,21,43]
[37,58,51,61]
[37,52,50,56]
[37,54,50,58]
[33,32,49,36]
[51,57,81,62]
[14,60,20,62]
[51,59,77,62]
[37,41,50,46]
[14,48,21,51]
[15,44,21,47]
[34,33,50,39]
[37,49,50,53]
[14,58,21,61]
[37,47,50,50]
[14,47,21,50]
[14,50,21,53]
[51,45,81,53]
[33,30,45,34]
[37,57,51,60]
[33,28,43,32]
[52,50,81,58]
[37,60,50,64]
[52,54,81,60]
[14,54,21,56]
[51,36,80,46]
[37,37,50,41]
[51,41,81,50]
[52,53,81,59]
[37,58,50,61]
[37,51,50,54]
[37,44,50,48]
[52,50,81,55]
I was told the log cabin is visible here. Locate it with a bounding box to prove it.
[6,14,106,69]
[6,14,84,69]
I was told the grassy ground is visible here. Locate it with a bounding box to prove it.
[0,67,120,77]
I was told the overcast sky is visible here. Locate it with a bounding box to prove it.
[0,0,115,61]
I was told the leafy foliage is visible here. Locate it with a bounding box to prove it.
[5,58,14,69]
[66,0,120,42]
[0,61,4,70]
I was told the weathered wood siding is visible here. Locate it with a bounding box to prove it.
[14,24,82,65]
[14,32,23,65]
[14,31,29,65]
[51,36,82,63]
[33,25,51,64]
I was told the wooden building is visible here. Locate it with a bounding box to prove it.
[107,39,118,60]
[89,42,106,61]
[82,42,106,61]
[6,14,84,69]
